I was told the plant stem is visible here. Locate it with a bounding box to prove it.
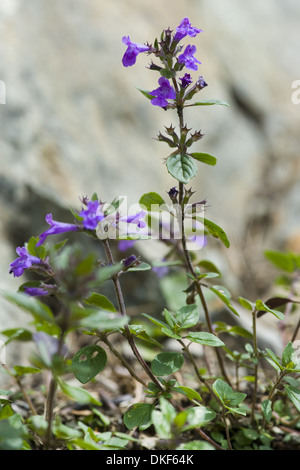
[44,329,66,449]
[2,364,38,416]
[97,333,148,388]
[251,308,259,426]
[102,239,164,392]
[173,93,230,385]
[260,370,287,430]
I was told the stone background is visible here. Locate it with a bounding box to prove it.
[0,0,300,373]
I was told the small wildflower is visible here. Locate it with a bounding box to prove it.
[153,260,169,278]
[168,186,179,203]
[9,246,43,278]
[174,18,202,43]
[24,287,49,296]
[178,45,201,71]
[79,200,105,230]
[122,210,146,229]
[123,254,138,269]
[36,214,78,247]
[150,77,176,108]
[179,73,193,88]
[118,239,136,252]
[122,36,151,67]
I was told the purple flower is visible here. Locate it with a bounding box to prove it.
[150,77,176,108]
[24,287,49,296]
[179,73,193,88]
[122,36,151,67]
[118,239,136,252]
[33,332,68,363]
[178,45,201,71]
[9,246,43,278]
[122,210,147,229]
[36,214,78,247]
[123,255,138,269]
[153,260,169,278]
[168,186,179,203]
[79,200,105,230]
[174,18,202,42]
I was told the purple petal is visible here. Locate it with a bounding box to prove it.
[36,213,78,246]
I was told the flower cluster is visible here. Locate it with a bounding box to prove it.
[9,198,147,283]
[122,17,204,109]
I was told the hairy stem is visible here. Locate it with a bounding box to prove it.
[97,332,148,388]
[102,239,164,392]
[173,91,230,385]
[251,309,259,426]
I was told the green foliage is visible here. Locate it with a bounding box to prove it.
[72,345,107,384]
[151,352,185,376]
[1,19,300,452]
[166,153,198,184]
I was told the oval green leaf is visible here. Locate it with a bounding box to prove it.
[186,331,224,347]
[166,153,197,184]
[189,152,217,166]
[151,352,184,376]
[72,344,107,384]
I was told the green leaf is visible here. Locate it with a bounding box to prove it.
[197,260,221,275]
[261,399,273,423]
[84,293,116,312]
[166,153,197,184]
[177,440,215,450]
[264,250,295,272]
[189,152,217,166]
[123,403,154,431]
[186,331,224,347]
[173,386,202,402]
[72,345,107,384]
[151,352,184,376]
[175,304,200,330]
[161,327,182,340]
[186,99,230,107]
[209,285,239,316]
[265,348,283,372]
[126,262,152,272]
[199,218,230,248]
[163,308,177,329]
[284,385,300,412]
[58,380,102,406]
[0,328,32,344]
[238,296,255,311]
[142,313,169,330]
[52,416,82,440]
[212,379,246,408]
[183,406,216,430]
[0,416,28,450]
[13,366,41,376]
[227,326,253,339]
[282,342,296,368]
[27,236,47,260]
[79,310,128,331]
[139,192,166,211]
[0,404,14,420]
[160,69,176,79]
[136,88,155,101]
[152,398,176,439]
[1,291,54,324]
[255,299,285,321]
